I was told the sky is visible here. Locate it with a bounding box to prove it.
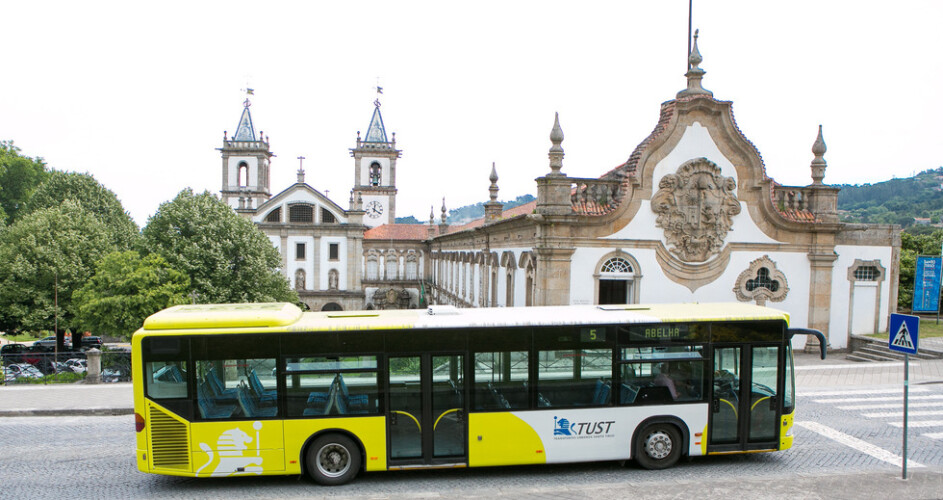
[2,1,940,227]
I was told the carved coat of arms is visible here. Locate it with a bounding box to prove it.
[651,158,741,262]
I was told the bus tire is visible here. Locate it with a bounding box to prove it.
[635,423,682,470]
[306,433,361,485]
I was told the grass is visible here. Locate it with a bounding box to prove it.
[2,332,41,343]
[864,316,943,339]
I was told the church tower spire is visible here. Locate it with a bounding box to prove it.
[219,93,274,212]
[350,88,401,228]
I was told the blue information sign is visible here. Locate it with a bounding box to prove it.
[889,313,919,355]
[913,256,942,313]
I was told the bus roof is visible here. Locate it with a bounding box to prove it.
[138,302,789,335]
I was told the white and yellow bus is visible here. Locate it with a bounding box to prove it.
[132,302,825,485]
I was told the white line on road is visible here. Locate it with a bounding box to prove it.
[795,362,910,371]
[799,388,929,397]
[863,410,943,418]
[838,401,943,410]
[815,395,943,403]
[887,419,943,428]
[794,421,924,469]
[923,432,943,439]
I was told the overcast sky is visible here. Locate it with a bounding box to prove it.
[2,1,940,227]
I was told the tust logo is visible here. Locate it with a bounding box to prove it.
[553,415,615,439]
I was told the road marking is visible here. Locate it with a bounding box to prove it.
[923,432,943,439]
[838,401,943,410]
[795,421,924,468]
[887,419,943,428]
[800,388,929,397]
[863,410,943,418]
[795,362,910,371]
[815,394,943,403]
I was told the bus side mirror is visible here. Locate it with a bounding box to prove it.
[787,328,827,360]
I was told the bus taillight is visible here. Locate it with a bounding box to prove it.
[135,412,145,432]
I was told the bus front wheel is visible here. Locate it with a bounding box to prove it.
[635,423,681,470]
[306,434,361,485]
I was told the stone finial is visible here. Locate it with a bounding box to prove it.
[548,112,565,176]
[485,163,504,224]
[429,206,435,225]
[296,155,306,183]
[677,29,713,98]
[441,197,447,224]
[489,162,499,202]
[810,125,828,185]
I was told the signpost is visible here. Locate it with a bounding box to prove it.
[913,256,942,318]
[889,313,919,479]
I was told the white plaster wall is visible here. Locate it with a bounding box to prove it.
[227,156,259,190]
[831,244,895,346]
[286,236,315,290]
[320,237,347,290]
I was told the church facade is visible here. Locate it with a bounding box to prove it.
[219,36,899,350]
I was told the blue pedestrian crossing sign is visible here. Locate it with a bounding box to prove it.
[889,313,919,355]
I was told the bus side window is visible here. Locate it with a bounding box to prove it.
[145,361,188,399]
[473,351,529,410]
[536,349,611,408]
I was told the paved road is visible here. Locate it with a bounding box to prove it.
[3,352,943,498]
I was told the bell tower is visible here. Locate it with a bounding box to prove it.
[350,92,401,228]
[219,95,274,212]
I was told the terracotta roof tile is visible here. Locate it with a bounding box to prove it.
[364,224,438,240]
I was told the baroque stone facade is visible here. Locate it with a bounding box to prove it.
[220,34,899,351]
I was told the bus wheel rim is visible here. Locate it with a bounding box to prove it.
[644,431,672,460]
[316,443,351,478]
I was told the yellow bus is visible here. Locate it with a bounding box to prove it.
[132,302,825,485]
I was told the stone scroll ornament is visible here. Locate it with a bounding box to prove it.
[651,158,741,262]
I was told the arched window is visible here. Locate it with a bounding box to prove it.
[238,162,248,187]
[385,254,398,280]
[366,256,379,280]
[734,255,788,306]
[289,204,313,223]
[369,162,381,186]
[595,254,640,305]
[321,208,337,224]
[294,269,306,291]
[405,254,418,280]
[264,207,281,223]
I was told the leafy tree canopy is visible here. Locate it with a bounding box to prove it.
[143,189,298,304]
[26,170,139,248]
[74,251,190,340]
[0,140,48,224]
[0,201,119,333]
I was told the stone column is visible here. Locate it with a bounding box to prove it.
[807,251,838,351]
[534,247,576,306]
[86,348,102,384]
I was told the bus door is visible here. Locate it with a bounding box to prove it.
[708,345,781,451]
[387,353,466,466]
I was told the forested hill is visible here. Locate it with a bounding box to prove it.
[837,167,943,228]
[396,194,536,225]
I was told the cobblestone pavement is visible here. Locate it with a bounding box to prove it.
[2,350,943,498]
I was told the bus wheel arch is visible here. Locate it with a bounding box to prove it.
[632,417,688,470]
[302,430,365,485]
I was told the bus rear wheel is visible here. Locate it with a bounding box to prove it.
[635,423,682,470]
[307,434,361,485]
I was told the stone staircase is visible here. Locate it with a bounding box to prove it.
[847,334,943,362]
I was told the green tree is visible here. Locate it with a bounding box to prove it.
[26,170,139,248]
[73,251,190,340]
[0,201,119,334]
[0,140,48,224]
[143,189,298,304]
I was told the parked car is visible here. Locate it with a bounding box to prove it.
[65,358,87,374]
[4,363,44,381]
[1,343,41,366]
[77,336,103,350]
[34,336,72,351]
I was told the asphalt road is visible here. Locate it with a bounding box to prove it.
[4,384,943,499]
